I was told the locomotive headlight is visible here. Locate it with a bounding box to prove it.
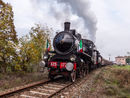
[70,55,76,61]
[39,61,45,68]
[43,54,49,60]
[66,62,74,71]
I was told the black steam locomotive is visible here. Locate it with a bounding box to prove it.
[41,22,103,82]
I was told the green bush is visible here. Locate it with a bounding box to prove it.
[6,66,13,74]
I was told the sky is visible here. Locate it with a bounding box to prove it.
[3,0,130,61]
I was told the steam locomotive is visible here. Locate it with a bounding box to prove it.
[39,22,107,82]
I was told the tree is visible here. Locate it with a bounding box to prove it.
[29,23,53,58]
[0,0,17,42]
[18,23,53,72]
[0,0,18,73]
[126,58,130,64]
[126,52,130,65]
[127,52,130,56]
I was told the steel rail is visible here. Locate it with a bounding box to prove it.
[47,82,73,98]
[47,69,98,98]
[0,73,92,98]
[0,79,51,97]
[47,76,85,98]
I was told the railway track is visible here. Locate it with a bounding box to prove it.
[0,76,74,98]
[0,67,101,98]
[0,67,96,98]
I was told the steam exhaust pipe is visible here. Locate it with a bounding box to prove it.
[64,22,70,31]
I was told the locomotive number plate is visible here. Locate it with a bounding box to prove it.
[60,62,66,69]
[50,62,57,68]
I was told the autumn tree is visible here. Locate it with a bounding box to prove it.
[0,0,18,73]
[18,23,53,72]
[29,23,53,58]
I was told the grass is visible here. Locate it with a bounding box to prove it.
[90,88,95,93]
[90,65,130,97]
[4,82,10,89]
[0,68,48,92]
[112,65,130,71]
[16,78,21,84]
[105,79,111,85]
[104,85,118,95]
[0,74,4,79]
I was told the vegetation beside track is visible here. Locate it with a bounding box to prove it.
[0,0,53,74]
[0,1,51,93]
[1,65,130,98]
[86,65,130,98]
[112,65,130,71]
[0,68,48,92]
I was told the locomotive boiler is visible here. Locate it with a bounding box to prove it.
[41,22,101,82]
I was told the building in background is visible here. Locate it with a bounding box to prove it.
[115,56,127,65]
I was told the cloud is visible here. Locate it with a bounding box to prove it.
[55,0,98,42]
[91,0,130,60]
[3,0,130,61]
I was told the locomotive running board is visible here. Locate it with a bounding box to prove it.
[82,52,91,58]
[79,52,91,58]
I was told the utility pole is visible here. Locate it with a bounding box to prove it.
[109,54,111,62]
[127,52,130,64]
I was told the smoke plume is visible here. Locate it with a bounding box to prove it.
[56,0,98,42]
[29,0,97,42]
[50,4,72,28]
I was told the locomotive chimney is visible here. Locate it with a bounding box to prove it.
[64,22,70,31]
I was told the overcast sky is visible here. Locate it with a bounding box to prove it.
[3,0,130,61]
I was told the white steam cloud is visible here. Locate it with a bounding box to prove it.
[29,0,97,42]
[55,0,98,42]
[50,4,72,27]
